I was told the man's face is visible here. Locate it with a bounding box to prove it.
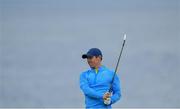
[87,56,101,68]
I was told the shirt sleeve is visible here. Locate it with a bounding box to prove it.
[111,74,121,104]
[79,73,103,99]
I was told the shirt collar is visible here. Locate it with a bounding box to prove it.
[90,65,105,72]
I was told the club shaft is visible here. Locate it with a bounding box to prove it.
[109,37,126,92]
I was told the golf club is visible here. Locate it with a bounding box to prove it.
[108,34,126,92]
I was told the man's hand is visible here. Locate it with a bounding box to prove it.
[103,92,112,105]
[103,92,111,100]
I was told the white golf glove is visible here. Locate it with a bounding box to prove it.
[104,97,111,105]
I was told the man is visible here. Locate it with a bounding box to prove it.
[80,48,121,108]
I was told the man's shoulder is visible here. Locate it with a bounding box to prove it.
[80,69,91,76]
[103,66,114,74]
[104,66,120,79]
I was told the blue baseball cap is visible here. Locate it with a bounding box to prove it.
[82,48,103,59]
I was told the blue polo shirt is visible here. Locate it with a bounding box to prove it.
[79,66,121,108]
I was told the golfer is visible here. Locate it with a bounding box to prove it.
[80,48,121,108]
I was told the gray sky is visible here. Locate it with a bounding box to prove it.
[0,0,180,108]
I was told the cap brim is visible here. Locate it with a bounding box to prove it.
[82,54,87,59]
[82,54,93,59]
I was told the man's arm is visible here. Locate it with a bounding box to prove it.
[80,73,103,99]
[111,74,121,104]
